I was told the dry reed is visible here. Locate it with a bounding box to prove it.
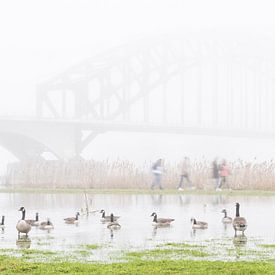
[4,158,275,190]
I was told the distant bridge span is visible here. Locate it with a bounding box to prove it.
[2,35,275,160]
[0,117,275,160]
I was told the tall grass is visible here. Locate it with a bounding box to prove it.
[4,158,275,190]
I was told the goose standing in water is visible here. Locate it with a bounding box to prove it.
[221,209,232,224]
[100,210,120,222]
[26,213,40,226]
[107,213,121,230]
[191,218,208,229]
[0,216,5,231]
[233,203,247,236]
[64,212,80,224]
[39,218,54,230]
[151,212,174,226]
[16,207,31,237]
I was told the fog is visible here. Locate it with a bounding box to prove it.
[1,0,275,174]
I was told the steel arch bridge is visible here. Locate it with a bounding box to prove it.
[1,34,275,160]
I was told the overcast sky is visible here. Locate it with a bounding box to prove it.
[1,0,275,171]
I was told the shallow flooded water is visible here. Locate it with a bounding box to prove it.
[0,192,275,262]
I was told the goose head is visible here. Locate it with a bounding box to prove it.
[221,209,226,214]
[190,218,196,224]
[18,207,25,212]
[150,212,157,217]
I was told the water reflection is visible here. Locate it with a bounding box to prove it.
[152,226,158,237]
[150,195,163,205]
[233,234,247,248]
[16,236,31,249]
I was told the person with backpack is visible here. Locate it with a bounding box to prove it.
[151,158,164,190]
[177,157,192,190]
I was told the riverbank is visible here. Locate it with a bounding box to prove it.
[0,255,274,274]
[1,187,275,196]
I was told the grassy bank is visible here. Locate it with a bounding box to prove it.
[1,187,275,196]
[0,255,274,274]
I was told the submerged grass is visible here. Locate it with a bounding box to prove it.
[0,255,275,274]
[156,242,205,248]
[126,248,210,259]
[259,244,275,248]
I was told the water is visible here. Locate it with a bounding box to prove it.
[0,192,274,262]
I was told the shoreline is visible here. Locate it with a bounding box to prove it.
[1,187,275,196]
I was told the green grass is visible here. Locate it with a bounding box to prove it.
[2,187,275,196]
[0,255,275,274]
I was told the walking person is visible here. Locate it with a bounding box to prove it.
[212,158,221,191]
[177,157,193,190]
[220,159,230,189]
[151,159,164,190]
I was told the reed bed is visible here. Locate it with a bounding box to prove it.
[4,159,275,190]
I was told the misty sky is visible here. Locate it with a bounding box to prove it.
[1,0,275,172]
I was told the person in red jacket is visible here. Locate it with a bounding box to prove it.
[220,159,230,189]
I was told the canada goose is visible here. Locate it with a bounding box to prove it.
[151,212,174,226]
[39,219,54,230]
[233,203,247,236]
[64,212,80,224]
[16,207,31,237]
[221,209,232,223]
[190,218,208,229]
[0,216,5,230]
[26,213,39,226]
[100,210,120,222]
[107,213,121,230]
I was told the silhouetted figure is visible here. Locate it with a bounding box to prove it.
[220,159,230,189]
[177,157,193,190]
[151,159,164,190]
[212,158,221,191]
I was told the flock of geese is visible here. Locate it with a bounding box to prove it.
[151,202,247,236]
[0,202,247,238]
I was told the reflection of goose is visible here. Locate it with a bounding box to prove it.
[100,210,119,222]
[0,216,5,230]
[39,219,54,230]
[233,203,247,236]
[16,207,31,237]
[16,235,31,249]
[233,234,247,247]
[191,218,208,229]
[107,214,121,230]
[221,209,232,223]
[151,212,174,226]
[26,213,39,226]
[64,212,80,224]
